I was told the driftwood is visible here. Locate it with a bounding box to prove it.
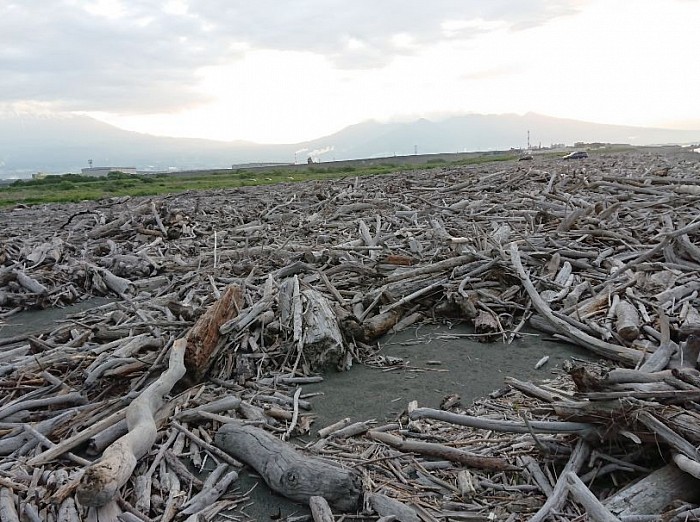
[185,283,244,381]
[76,339,186,507]
[215,421,362,511]
[1,150,700,519]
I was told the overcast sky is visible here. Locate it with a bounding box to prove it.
[2,0,699,143]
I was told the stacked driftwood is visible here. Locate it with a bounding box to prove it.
[1,148,700,520]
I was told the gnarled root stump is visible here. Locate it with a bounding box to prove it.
[215,421,362,512]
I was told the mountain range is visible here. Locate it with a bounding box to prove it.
[1,112,699,178]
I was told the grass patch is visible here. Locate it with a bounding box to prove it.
[0,152,519,207]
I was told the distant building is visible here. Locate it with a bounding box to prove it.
[81,166,137,177]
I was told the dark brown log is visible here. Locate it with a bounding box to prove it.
[185,283,244,381]
[215,421,362,512]
[474,309,499,342]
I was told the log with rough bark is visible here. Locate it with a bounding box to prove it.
[76,338,187,507]
[185,283,244,381]
[301,288,348,371]
[214,421,362,512]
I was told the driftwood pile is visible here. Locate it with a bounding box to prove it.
[1,148,700,520]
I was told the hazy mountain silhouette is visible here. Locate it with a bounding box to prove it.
[1,112,698,178]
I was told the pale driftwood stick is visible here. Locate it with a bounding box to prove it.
[76,339,187,507]
[177,395,242,423]
[23,424,91,466]
[528,439,590,522]
[180,463,238,516]
[215,421,362,512]
[0,392,86,421]
[385,254,477,283]
[510,243,644,367]
[604,464,700,516]
[639,310,675,373]
[317,417,351,438]
[409,407,595,435]
[21,503,42,522]
[379,278,446,314]
[327,420,372,439]
[368,493,420,522]
[171,421,243,468]
[615,300,640,341]
[27,407,128,466]
[367,430,517,472]
[0,488,19,522]
[57,496,80,522]
[636,411,699,460]
[565,472,622,522]
[672,453,700,479]
[518,455,554,497]
[282,387,302,441]
[309,496,334,522]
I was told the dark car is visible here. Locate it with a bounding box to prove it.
[562,151,588,160]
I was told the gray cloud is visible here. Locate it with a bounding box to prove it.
[0,0,583,113]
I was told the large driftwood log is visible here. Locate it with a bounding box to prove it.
[76,339,187,507]
[185,284,244,381]
[215,421,362,512]
[301,289,347,371]
[603,463,700,516]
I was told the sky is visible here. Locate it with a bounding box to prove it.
[2,0,699,144]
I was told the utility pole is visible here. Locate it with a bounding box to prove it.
[527,130,530,150]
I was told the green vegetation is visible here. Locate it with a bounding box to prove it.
[0,153,519,207]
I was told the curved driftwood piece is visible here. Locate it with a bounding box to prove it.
[215,421,362,512]
[76,339,187,507]
[510,243,644,367]
[603,464,700,516]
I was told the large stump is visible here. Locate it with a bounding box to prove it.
[215,422,362,512]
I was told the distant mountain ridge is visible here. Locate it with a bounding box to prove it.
[1,112,698,178]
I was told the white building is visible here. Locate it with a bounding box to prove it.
[81,166,138,177]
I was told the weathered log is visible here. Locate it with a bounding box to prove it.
[185,283,244,381]
[76,339,187,507]
[214,421,362,512]
[368,493,420,522]
[301,288,347,371]
[603,464,700,516]
[615,300,640,341]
